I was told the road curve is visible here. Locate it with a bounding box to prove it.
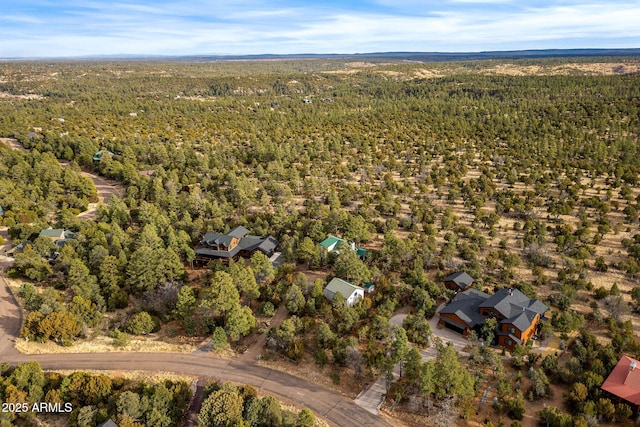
[2,138,124,216]
[0,276,390,427]
[1,351,388,427]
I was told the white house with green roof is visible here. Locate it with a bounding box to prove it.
[319,236,367,258]
[323,277,365,307]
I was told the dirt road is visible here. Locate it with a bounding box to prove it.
[58,159,123,205]
[0,274,21,357]
[0,266,389,426]
[0,336,389,426]
[1,138,124,218]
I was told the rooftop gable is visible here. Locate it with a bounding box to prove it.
[39,228,65,238]
[440,288,489,328]
[320,236,345,248]
[501,308,539,332]
[227,226,250,239]
[459,288,490,300]
[324,277,363,300]
[443,271,474,288]
[202,233,234,248]
[479,288,547,319]
[526,299,548,315]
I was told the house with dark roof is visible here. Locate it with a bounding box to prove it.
[438,288,547,350]
[323,277,365,307]
[6,240,33,257]
[438,288,490,335]
[195,226,278,264]
[602,355,640,411]
[443,271,474,291]
[38,228,75,247]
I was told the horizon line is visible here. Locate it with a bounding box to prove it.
[2,47,640,61]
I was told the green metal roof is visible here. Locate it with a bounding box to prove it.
[93,150,114,161]
[320,236,345,248]
[320,236,367,256]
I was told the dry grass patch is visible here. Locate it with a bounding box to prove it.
[46,369,196,384]
[0,92,44,100]
[414,68,443,79]
[15,334,200,354]
[0,137,27,151]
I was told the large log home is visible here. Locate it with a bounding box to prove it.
[438,287,547,350]
[195,226,278,264]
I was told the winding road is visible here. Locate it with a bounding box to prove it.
[0,264,390,427]
[0,138,392,427]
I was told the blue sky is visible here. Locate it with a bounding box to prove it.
[1,0,638,57]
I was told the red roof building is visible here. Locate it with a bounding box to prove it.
[601,355,640,408]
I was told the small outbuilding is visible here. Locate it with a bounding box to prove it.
[93,150,114,162]
[443,271,474,291]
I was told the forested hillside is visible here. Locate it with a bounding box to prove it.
[1,57,639,426]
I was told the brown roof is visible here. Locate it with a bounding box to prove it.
[601,355,640,406]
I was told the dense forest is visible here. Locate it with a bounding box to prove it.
[1,57,639,426]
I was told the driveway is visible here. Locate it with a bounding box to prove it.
[355,307,471,415]
[390,307,469,358]
[426,303,470,355]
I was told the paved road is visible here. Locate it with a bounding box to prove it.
[1,350,388,427]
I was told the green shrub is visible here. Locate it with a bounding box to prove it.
[126,311,155,335]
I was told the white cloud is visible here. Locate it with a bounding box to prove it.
[1,0,639,57]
